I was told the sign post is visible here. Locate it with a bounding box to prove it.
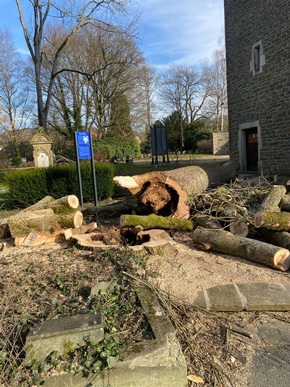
[74,131,98,209]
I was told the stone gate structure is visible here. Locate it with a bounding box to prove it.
[224,0,290,175]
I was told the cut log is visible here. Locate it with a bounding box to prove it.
[254,211,290,231]
[64,222,98,240]
[261,185,286,212]
[8,209,59,238]
[120,214,193,231]
[281,194,290,212]
[21,196,55,212]
[8,209,83,238]
[193,214,221,229]
[57,211,83,229]
[192,226,290,271]
[114,161,239,219]
[21,195,79,214]
[15,231,64,247]
[259,229,290,250]
[229,221,249,237]
[48,195,80,214]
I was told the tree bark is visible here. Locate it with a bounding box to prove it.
[281,194,290,211]
[259,229,290,250]
[254,211,290,231]
[120,214,193,231]
[114,161,239,219]
[261,185,286,212]
[8,208,83,238]
[192,226,290,271]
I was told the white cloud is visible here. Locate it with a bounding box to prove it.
[137,0,224,67]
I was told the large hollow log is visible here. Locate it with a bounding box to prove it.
[254,211,290,231]
[114,161,239,219]
[120,214,193,231]
[192,226,290,271]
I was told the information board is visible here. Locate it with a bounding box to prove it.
[76,132,92,160]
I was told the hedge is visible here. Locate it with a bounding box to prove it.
[4,162,114,206]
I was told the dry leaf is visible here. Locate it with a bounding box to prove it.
[187,374,204,384]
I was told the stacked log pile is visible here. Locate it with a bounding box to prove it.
[189,181,290,271]
[6,195,85,246]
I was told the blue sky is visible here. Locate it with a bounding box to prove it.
[137,0,225,68]
[0,0,225,67]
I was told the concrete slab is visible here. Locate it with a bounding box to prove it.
[237,282,290,311]
[193,283,246,311]
[250,348,290,387]
[258,320,290,346]
[25,313,103,361]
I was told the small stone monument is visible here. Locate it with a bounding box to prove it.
[30,127,53,168]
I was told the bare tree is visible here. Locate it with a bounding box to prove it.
[159,64,209,147]
[129,64,158,133]
[15,0,135,132]
[201,48,227,131]
[0,28,33,156]
[44,23,145,139]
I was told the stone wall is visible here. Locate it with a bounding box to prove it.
[224,0,290,174]
[212,132,229,155]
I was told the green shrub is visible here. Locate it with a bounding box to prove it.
[4,162,114,206]
[4,168,48,206]
[11,156,23,167]
[94,136,141,160]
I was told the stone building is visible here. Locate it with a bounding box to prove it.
[224,0,290,175]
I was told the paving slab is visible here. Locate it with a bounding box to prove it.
[193,282,290,312]
[237,282,290,311]
[25,313,103,361]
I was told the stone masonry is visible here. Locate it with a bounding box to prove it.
[224,0,290,175]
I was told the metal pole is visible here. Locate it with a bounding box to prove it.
[74,132,84,209]
[89,132,98,207]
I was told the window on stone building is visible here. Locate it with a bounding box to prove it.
[254,45,261,72]
[250,40,265,75]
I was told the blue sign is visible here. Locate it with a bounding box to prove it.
[76,132,92,159]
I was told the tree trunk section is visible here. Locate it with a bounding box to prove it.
[192,226,290,271]
[259,229,290,250]
[8,209,59,238]
[229,221,249,237]
[254,211,290,231]
[261,185,286,212]
[120,214,193,231]
[281,194,290,211]
[8,208,83,238]
[114,161,239,219]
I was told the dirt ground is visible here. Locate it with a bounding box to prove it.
[1,224,290,386]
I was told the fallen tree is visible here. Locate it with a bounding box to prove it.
[192,226,290,271]
[114,161,239,219]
